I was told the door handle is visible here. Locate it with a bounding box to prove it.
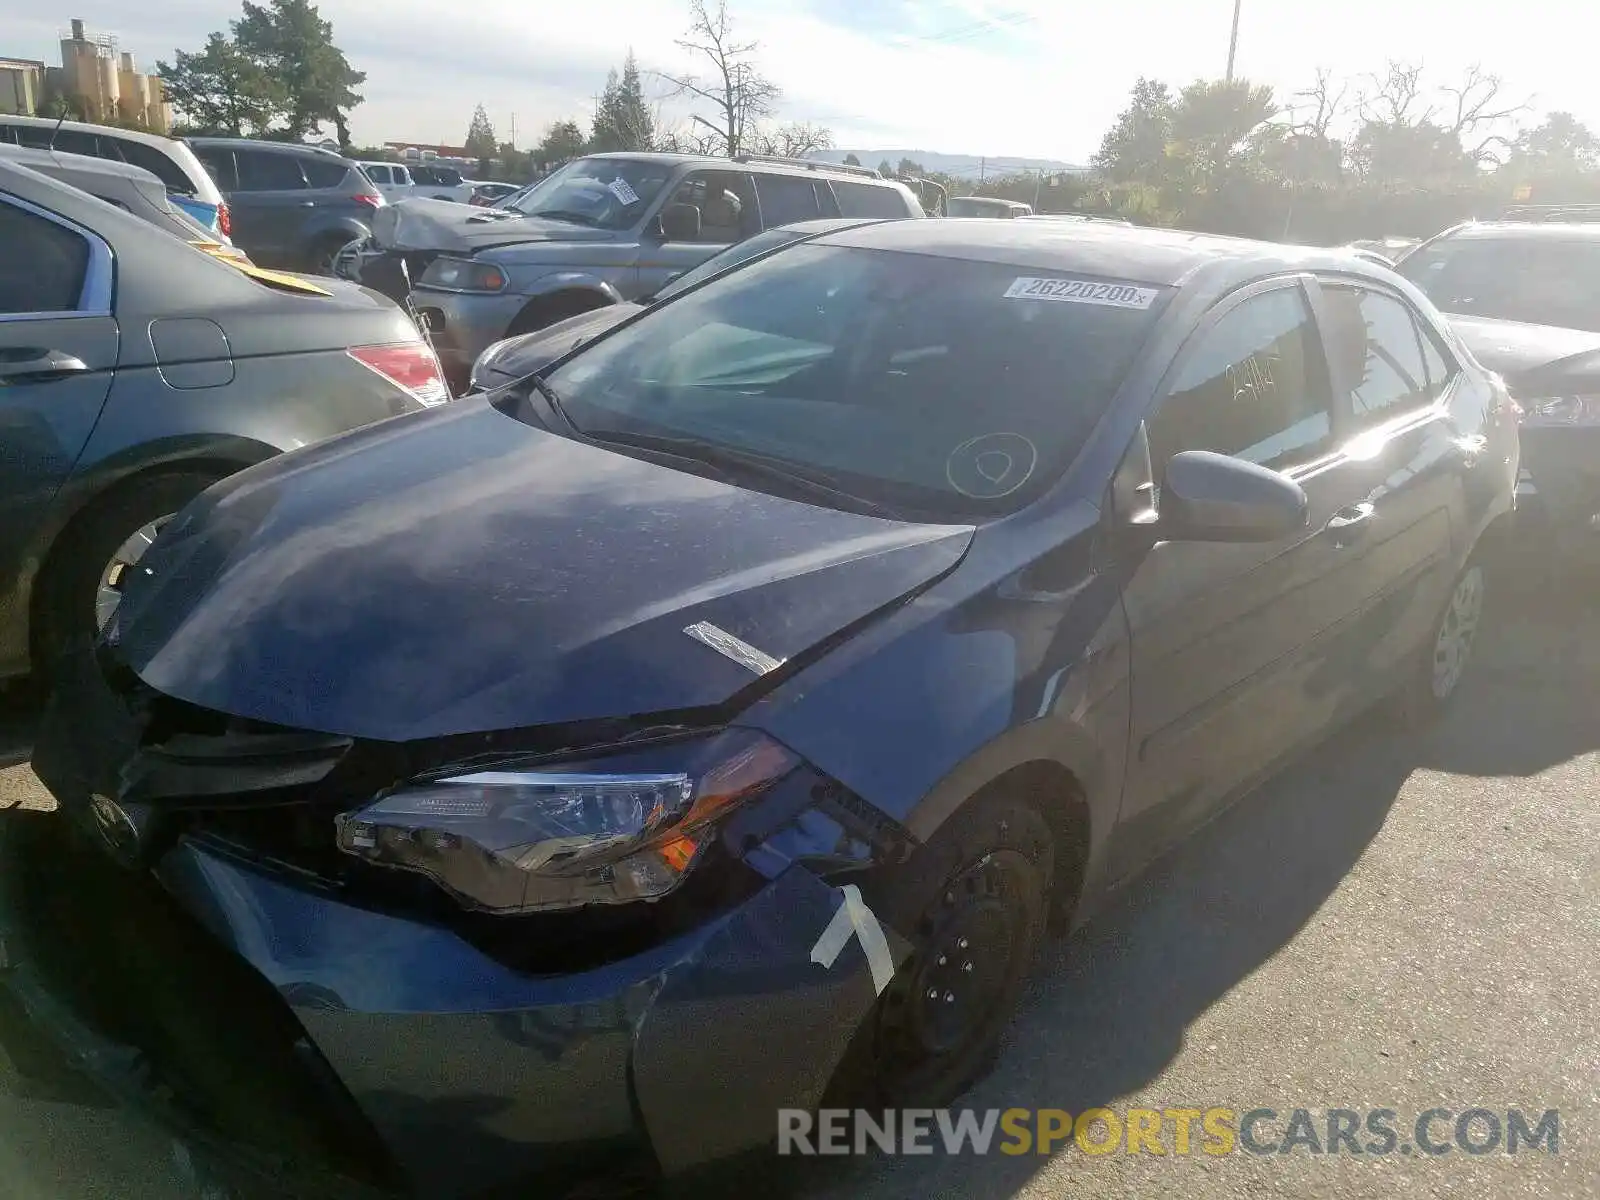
[1325,502,1376,548]
[0,349,90,382]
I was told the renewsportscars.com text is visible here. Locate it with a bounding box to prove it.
[778,1107,1560,1158]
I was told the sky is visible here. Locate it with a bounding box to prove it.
[8,0,1597,162]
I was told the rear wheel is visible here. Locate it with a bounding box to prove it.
[828,793,1053,1107]
[34,471,222,674]
[307,234,352,276]
[1397,557,1486,727]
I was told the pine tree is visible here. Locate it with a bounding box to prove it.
[591,51,655,152]
[466,104,497,161]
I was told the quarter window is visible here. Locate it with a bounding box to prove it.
[0,201,91,314]
[1150,286,1331,471]
[1322,285,1433,422]
[303,157,350,188]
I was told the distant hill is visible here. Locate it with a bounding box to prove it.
[809,149,1090,180]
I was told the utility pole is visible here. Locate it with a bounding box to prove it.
[509,112,516,149]
[1225,0,1242,83]
[979,156,987,184]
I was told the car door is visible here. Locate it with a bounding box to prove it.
[637,169,758,297]
[0,192,117,672]
[1108,276,1372,879]
[1310,278,1463,704]
[224,148,311,264]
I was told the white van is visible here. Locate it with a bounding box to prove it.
[0,114,229,238]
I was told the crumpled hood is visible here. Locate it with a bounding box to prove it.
[371,197,615,253]
[1448,315,1600,393]
[114,398,973,742]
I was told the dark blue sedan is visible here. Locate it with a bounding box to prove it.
[18,218,1517,1196]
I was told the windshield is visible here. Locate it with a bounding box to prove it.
[544,243,1166,517]
[505,157,676,229]
[653,227,812,300]
[1397,235,1600,332]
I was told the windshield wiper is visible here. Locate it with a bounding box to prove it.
[582,428,898,518]
[522,373,577,431]
[528,209,599,227]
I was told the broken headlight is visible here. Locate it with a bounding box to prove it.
[335,729,797,913]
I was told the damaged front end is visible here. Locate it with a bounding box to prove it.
[17,651,917,1197]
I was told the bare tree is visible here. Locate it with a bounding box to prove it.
[656,0,780,158]
[1289,67,1347,139]
[1358,61,1431,127]
[1440,64,1532,162]
[749,121,833,158]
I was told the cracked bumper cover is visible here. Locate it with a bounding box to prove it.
[151,838,911,1196]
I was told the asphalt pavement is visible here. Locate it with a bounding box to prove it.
[0,555,1594,1200]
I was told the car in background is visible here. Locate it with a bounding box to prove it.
[0,113,229,237]
[408,163,480,202]
[0,145,243,256]
[468,216,888,389]
[187,138,385,273]
[19,219,1513,1199]
[358,160,414,202]
[947,195,1032,218]
[1396,220,1600,547]
[468,181,521,207]
[341,151,925,390]
[0,154,447,686]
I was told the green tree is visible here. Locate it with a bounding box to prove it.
[897,157,924,177]
[877,158,893,177]
[1166,78,1279,193]
[158,32,284,136]
[591,51,655,152]
[842,152,861,166]
[232,0,365,145]
[1092,78,1175,184]
[1504,112,1600,176]
[466,104,498,166]
[536,119,587,167]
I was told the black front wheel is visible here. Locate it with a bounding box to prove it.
[829,793,1054,1108]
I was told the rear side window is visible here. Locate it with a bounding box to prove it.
[754,175,824,227]
[49,129,102,158]
[106,138,195,193]
[1321,285,1433,423]
[1151,285,1332,471]
[9,124,52,149]
[0,201,91,314]
[193,147,238,190]
[234,150,306,191]
[832,180,912,219]
[303,157,351,188]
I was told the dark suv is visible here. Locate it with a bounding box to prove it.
[187,138,383,273]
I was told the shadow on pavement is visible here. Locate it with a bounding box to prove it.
[700,555,1600,1200]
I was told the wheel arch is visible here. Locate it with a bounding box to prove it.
[506,279,623,336]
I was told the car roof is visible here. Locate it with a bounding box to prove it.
[812,218,1398,290]
[0,143,161,187]
[0,111,182,150]
[1440,221,1600,241]
[187,136,351,160]
[579,150,902,185]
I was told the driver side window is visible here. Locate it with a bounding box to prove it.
[662,171,758,244]
[1148,285,1332,475]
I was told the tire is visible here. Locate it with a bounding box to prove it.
[34,471,222,673]
[307,234,352,276]
[1396,555,1487,728]
[827,792,1054,1108]
[506,292,609,338]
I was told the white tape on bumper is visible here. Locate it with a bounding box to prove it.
[809,883,896,996]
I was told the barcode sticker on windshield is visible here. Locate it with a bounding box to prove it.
[608,177,640,205]
[1004,277,1159,309]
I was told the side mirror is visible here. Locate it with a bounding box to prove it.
[1161,451,1309,543]
[660,203,702,242]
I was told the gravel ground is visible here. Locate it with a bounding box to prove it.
[0,557,1593,1200]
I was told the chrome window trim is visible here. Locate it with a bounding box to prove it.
[0,189,114,320]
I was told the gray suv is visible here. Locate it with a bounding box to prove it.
[339,152,924,387]
[188,138,384,273]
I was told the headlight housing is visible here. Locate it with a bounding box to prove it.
[1520,395,1600,425]
[335,729,797,914]
[417,256,508,293]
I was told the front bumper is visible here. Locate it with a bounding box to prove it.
[1,809,903,1198]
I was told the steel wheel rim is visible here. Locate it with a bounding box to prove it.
[95,516,172,632]
[1431,565,1484,700]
